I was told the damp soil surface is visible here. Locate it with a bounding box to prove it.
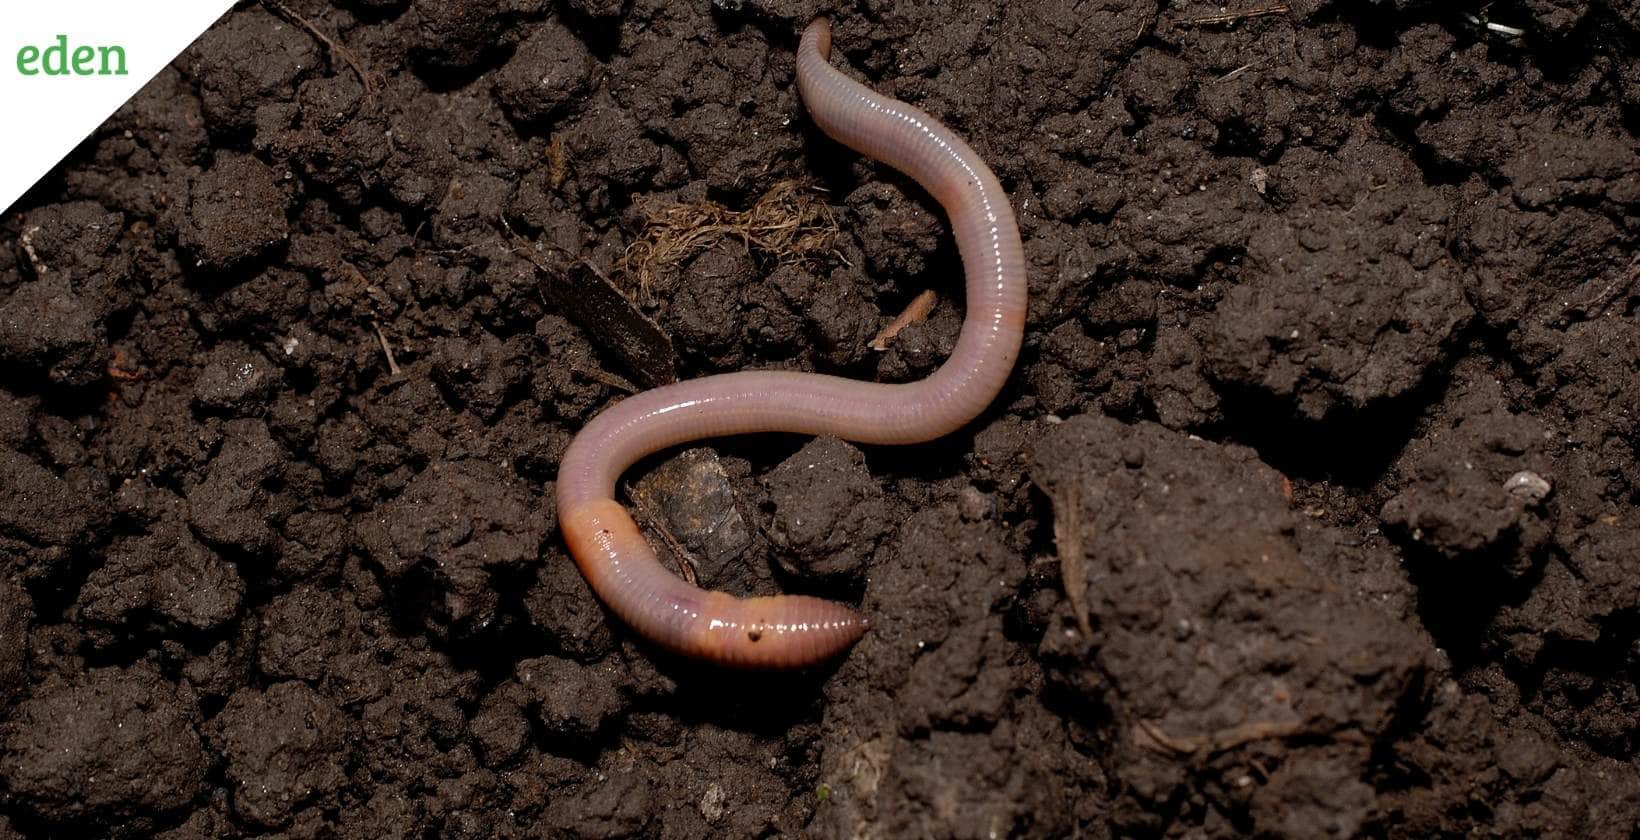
[2,0,1638,837]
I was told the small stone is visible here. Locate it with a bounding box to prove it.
[1503,471,1551,505]
[700,782,727,823]
[958,485,993,522]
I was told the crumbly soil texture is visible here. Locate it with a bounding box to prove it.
[1,0,1638,837]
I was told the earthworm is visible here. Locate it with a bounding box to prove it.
[554,17,1026,668]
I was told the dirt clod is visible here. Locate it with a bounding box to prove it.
[174,153,290,273]
[2,666,207,829]
[208,681,352,828]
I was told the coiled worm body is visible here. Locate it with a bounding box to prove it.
[554,18,1026,668]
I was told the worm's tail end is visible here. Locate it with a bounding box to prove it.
[696,593,868,670]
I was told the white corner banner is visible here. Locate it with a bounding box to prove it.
[0,0,236,213]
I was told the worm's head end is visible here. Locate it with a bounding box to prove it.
[802,17,832,60]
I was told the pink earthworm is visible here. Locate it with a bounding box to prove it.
[554,17,1026,668]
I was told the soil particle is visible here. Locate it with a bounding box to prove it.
[492,19,598,126]
[0,396,30,450]
[357,458,549,637]
[65,67,208,217]
[172,153,291,273]
[185,419,287,555]
[278,76,387,205]
[207,680,352,828]
[1383,677,1640,836]
[255,584,350,683]
[523,550,617,662]
[399,0,540,73]
[386,88,528,213]
[185,7,320,137]
[803,265,881,370]
[0,450,110,580]
[1032,415,1435,834]
[0,581,30,706]
[0,278,110,388]
[192,342,280,412]
[14,201,129,303]
[805,486,1105,838]
[1379,359,1552,569]
[470,685,531,766]
[846,182,944,283]
[874,300,961,383]
[1203,139,1473,419]
[1,666,207,830]
[1460,197,1632,335]
[76,516,243,634]
[429,331,530,422]
[671,245,762,370]
[761,436,888,583]
[516,655,624,739]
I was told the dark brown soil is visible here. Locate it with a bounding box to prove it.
[2,0,1637,837]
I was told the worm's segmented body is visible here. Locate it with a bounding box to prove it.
[555,18,1026,668]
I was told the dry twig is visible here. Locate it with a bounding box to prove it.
[372,322,401,375]
[263,0,378,93]
[1050,484,1095,640]
[1186,5,1291,25]
[869,289,938,351]
[1136,719,1308,757]
[626,483,700,585]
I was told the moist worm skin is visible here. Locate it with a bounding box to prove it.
[554,17,1026,669]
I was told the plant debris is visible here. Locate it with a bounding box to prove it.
[618,180,842,302]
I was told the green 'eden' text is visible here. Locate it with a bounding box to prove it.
[16,35,127,76]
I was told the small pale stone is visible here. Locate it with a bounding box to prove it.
[1504,471,1551,504]
[958,485,992,521]
[700,783,727,823]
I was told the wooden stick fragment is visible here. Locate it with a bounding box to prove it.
[263,0,378,93]
[372,322,401,376]
[1050,484,1095,640]
[1186,5,1291,25]
[869,289,938,351]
